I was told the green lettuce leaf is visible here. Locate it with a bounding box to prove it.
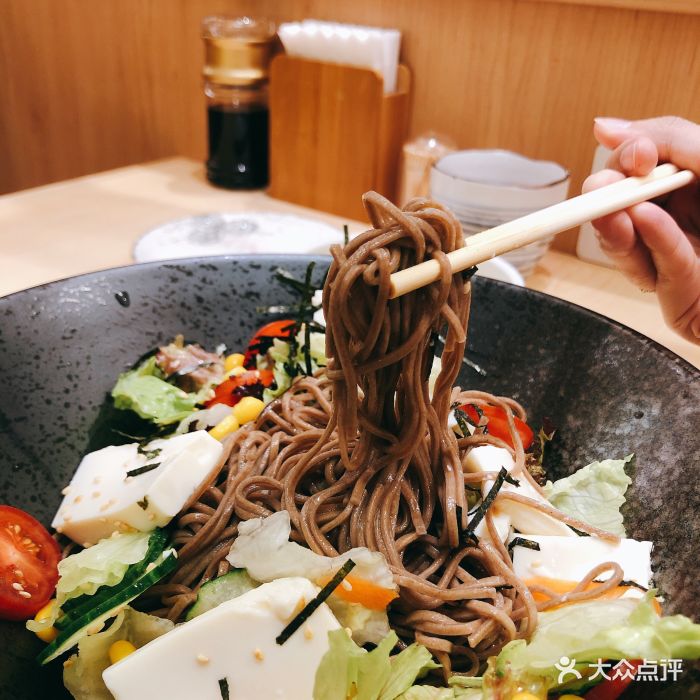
[63,606,173,700]
[542,455,633,536]
[260,330,327,403]
[483,593,700,697]
[111,356,199,425]
[55,531,151,606]
[314,630,441,700]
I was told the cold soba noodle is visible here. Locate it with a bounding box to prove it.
[154,193,622,676]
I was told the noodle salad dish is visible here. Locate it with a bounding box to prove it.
[2,194,699,700]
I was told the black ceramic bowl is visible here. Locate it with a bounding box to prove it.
[1,255,698,700]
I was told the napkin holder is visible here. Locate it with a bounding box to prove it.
[269,54,411,221]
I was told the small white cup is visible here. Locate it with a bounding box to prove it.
[431,149,570,277]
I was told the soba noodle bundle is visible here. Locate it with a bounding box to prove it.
[153,193,622,676]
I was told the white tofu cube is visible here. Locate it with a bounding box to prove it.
[103,577,340,700]
[52,431,223,544]
[511,534,653,589]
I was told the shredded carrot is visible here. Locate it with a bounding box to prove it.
[525,576,662,614]
[318,573,399,610]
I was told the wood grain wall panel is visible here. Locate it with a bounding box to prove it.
[1,0,699,251]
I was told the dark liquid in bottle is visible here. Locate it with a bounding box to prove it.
[206,104,269,189]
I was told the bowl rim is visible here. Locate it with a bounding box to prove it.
[1,253,697,379]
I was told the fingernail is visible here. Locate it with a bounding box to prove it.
[594,117,632,130]
[619,140,638,171]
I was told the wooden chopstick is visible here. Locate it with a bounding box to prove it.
[388,163,696,299]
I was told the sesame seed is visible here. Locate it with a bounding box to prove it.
[13,524,21,534]
[91,491,100,499]
[61,486,71,496]
[73,494,83,504]
[15,568,25,579]
[196,653,209,665]
[55,526,64,534]
[18,590,32,599]
[303,626,314,640]
[63,514,72,522]
[341,579,352,591]
[93,476,102,484]
[253,648,264,662]
[12,582,24,591]
[99,499,115,512]
[63,658,75,669]
[148,513,156,521]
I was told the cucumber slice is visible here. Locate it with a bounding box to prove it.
[57,529,168,628]
[38,549,178,665]
[185,569,259,621]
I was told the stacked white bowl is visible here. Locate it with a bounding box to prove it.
[430,150,570,277]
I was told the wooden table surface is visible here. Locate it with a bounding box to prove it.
[1,156,698,369]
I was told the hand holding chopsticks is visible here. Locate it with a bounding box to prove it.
[389,163,696,299]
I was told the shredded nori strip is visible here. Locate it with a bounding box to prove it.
[508,537,541,557]
[453,406,471,437]
[302,262,315,376]
[275,559,356,645]
[136,496,149,511]
[218,678,230,700]
[462,467,510,544]
[137,446,161,460]
[343,224,350,246]
[126,462,161,478]
[503,472,521,487]
[593,578,649,592]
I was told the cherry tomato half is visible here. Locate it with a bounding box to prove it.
[243,320,296,369]
[205,369,275,408]
[584,660,641,700]
[461,404,534,450]
[0,506,61,621]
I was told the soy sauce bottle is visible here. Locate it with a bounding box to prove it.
[202,17,275,189]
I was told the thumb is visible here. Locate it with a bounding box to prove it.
[595,116,700,177]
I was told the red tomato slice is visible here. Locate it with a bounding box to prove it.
[205,369,275,408]
[584,660,641,700]
[461,404,534,450]
[0,506,61,621]
[243,319,296,369]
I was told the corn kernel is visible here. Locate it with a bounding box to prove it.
[229,366,246,377]
[224,353,245,372]
[512,693,543,700]
[33,600,58,643]
[109,640,137,665]
[233,396,265,425]
[209,413,240,441]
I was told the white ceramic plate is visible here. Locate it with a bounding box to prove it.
[133,213,346,262]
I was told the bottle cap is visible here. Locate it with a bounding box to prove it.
[202,16,276,86]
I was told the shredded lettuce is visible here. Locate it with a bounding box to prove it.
[259,329,327,403]
[227,511,395,643]
[63,606,173,700]
[55,531,151,606]
[542,455,633,536]
[483,592,700,697]
[111,356,200,425]
[314,630,440,700]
